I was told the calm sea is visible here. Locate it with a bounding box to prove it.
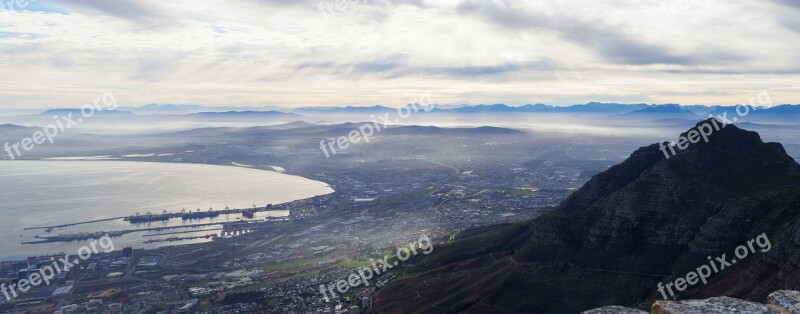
[0,160,333,260]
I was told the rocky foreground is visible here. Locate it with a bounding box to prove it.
[584,290,800,314]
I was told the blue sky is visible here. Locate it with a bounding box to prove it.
[1,0,799,108]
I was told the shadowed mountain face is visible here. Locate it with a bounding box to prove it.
[371,119,800,314]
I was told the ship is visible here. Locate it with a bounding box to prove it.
[181,208,220,220]
[242,204,258,218]
[124,211,171,223]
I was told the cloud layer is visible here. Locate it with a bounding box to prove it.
[1,0,799,108]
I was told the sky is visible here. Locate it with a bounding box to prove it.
[0,0,799,109]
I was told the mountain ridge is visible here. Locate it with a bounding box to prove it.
[370,119,800,313]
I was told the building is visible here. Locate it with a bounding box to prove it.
[361,296,371,310]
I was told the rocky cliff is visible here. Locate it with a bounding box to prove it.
[371,119,800,313]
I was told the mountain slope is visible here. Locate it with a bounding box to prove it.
[624,104,700,119]
[371,119,800,313]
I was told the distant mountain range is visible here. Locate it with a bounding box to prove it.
[624,104,700,119]
[442,102,655,113]
[25,103,800,117]
[0,123,33,131]
[187,111,302,119]
[293,105,397,114]
[371,120,800,313]
[164,122,524,138]
[381,125,525,136]
[40,109,133,116]
[115,104,285,114]
[431,103,797,115]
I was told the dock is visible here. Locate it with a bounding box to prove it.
[24,217,127,232]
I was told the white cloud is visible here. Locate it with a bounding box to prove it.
[0,0,799,108]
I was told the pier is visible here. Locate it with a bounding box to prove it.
[124,205,276,224]
[24,217,127,232]
[22,204,283,232]
[22,222,244,244]
[20,204,289,245]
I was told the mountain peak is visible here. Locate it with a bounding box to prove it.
[373,121,800,313]
[659,119,797,179]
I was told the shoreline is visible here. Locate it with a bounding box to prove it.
[0,160,335,261]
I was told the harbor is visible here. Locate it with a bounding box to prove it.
[23,204,282,234]
[20,204,294,245]
[22,222,223,244]
[123,204,275,223]
[21,220,268,244]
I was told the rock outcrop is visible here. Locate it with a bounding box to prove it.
[768,290,800,314]
[583,306,648,314]
[583,290,800,314]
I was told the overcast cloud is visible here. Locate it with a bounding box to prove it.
[0,0,798,108]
